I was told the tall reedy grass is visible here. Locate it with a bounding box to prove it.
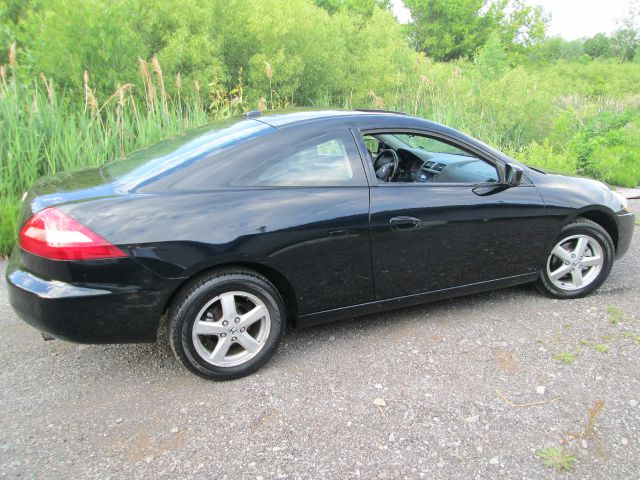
[370,62,640,188]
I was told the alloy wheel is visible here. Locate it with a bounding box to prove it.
[191,291,271,367]
[546,234,604,291]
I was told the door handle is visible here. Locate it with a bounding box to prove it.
[390,216,422,231]
[472,185,509,196]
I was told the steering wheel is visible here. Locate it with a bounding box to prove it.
[373,149,399,182]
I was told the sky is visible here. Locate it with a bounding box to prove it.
[390,0,634,40]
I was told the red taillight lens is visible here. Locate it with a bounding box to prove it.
[19,207,126,260]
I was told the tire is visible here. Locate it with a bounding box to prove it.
[168,268,285,380]
[535,217,614,299]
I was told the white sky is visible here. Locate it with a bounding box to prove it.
[390,0,633,40]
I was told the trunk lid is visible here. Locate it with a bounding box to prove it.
[18,167,117,228]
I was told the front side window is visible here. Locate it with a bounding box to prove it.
[363,132,500,185]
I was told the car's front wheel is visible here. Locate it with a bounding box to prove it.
[169,268,285,380]
[536,218,614,298]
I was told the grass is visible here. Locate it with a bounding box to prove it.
[537,446,576,471]
[607,305,624,325]
[554,351,576,364]
[1,62,210,196]
[391,61,640,188]
[623,331,640,345]
[0,200,18,255]
[592,343,610,353]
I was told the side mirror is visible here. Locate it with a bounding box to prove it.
[504,162,524,186]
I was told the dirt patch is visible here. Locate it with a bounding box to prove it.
[494,349,520,373]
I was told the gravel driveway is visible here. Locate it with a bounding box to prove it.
[1,200,638,479]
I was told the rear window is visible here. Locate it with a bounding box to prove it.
[104,118,273,190]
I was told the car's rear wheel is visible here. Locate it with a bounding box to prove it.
[168,268,285,380]
[536,218,614,298]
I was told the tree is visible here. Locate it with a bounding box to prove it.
[474,33,509,77]
[496,0,548,54]
[404,0,547,61]
[0,0,37,64]
[583,33,612,59]
[611,0,640,62]
[314,0,389,16]
[13,0,151,94]
[528,36,584,63]
[404,0,499,60]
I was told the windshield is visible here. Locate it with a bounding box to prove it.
[391,133,473,156]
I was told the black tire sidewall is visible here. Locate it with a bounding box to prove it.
[538,222,614,299]
[170,274,284,380]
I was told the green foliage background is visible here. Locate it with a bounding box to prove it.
[0,0,639,254]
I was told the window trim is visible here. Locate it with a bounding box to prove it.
[355,127,514,188]
[349,128,376,187]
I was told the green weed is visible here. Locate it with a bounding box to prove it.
[607,305,624,325]
[537,446,576,471]
[554,351,576,364]
[593,343,610,353]
[623,331,640,345]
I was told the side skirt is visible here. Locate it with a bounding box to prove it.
[296,272,539,328]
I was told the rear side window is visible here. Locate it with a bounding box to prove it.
[234,132,363,187]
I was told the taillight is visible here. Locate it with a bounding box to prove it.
[19,207,126,260]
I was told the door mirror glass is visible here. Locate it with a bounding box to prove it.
[363,136,380,156]
[504,162,524,186]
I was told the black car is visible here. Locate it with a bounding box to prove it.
[6,110,635,379]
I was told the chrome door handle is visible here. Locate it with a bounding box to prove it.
[390,216,422,231]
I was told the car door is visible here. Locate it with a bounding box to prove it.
[359,129,550,300]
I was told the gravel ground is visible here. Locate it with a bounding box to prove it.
[1,200,639,479]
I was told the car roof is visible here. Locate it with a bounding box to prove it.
[250,109,516,166]
[254,109,411,128]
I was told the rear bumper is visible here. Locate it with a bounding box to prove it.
[615,211,635,259]
[6,250,170,343]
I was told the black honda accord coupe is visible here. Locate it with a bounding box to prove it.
[6,110,635,379]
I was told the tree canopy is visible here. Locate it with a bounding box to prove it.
[611,0,640,62]
[403,0,548,61]
[1,0,639,104]
[1,0,417,103]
